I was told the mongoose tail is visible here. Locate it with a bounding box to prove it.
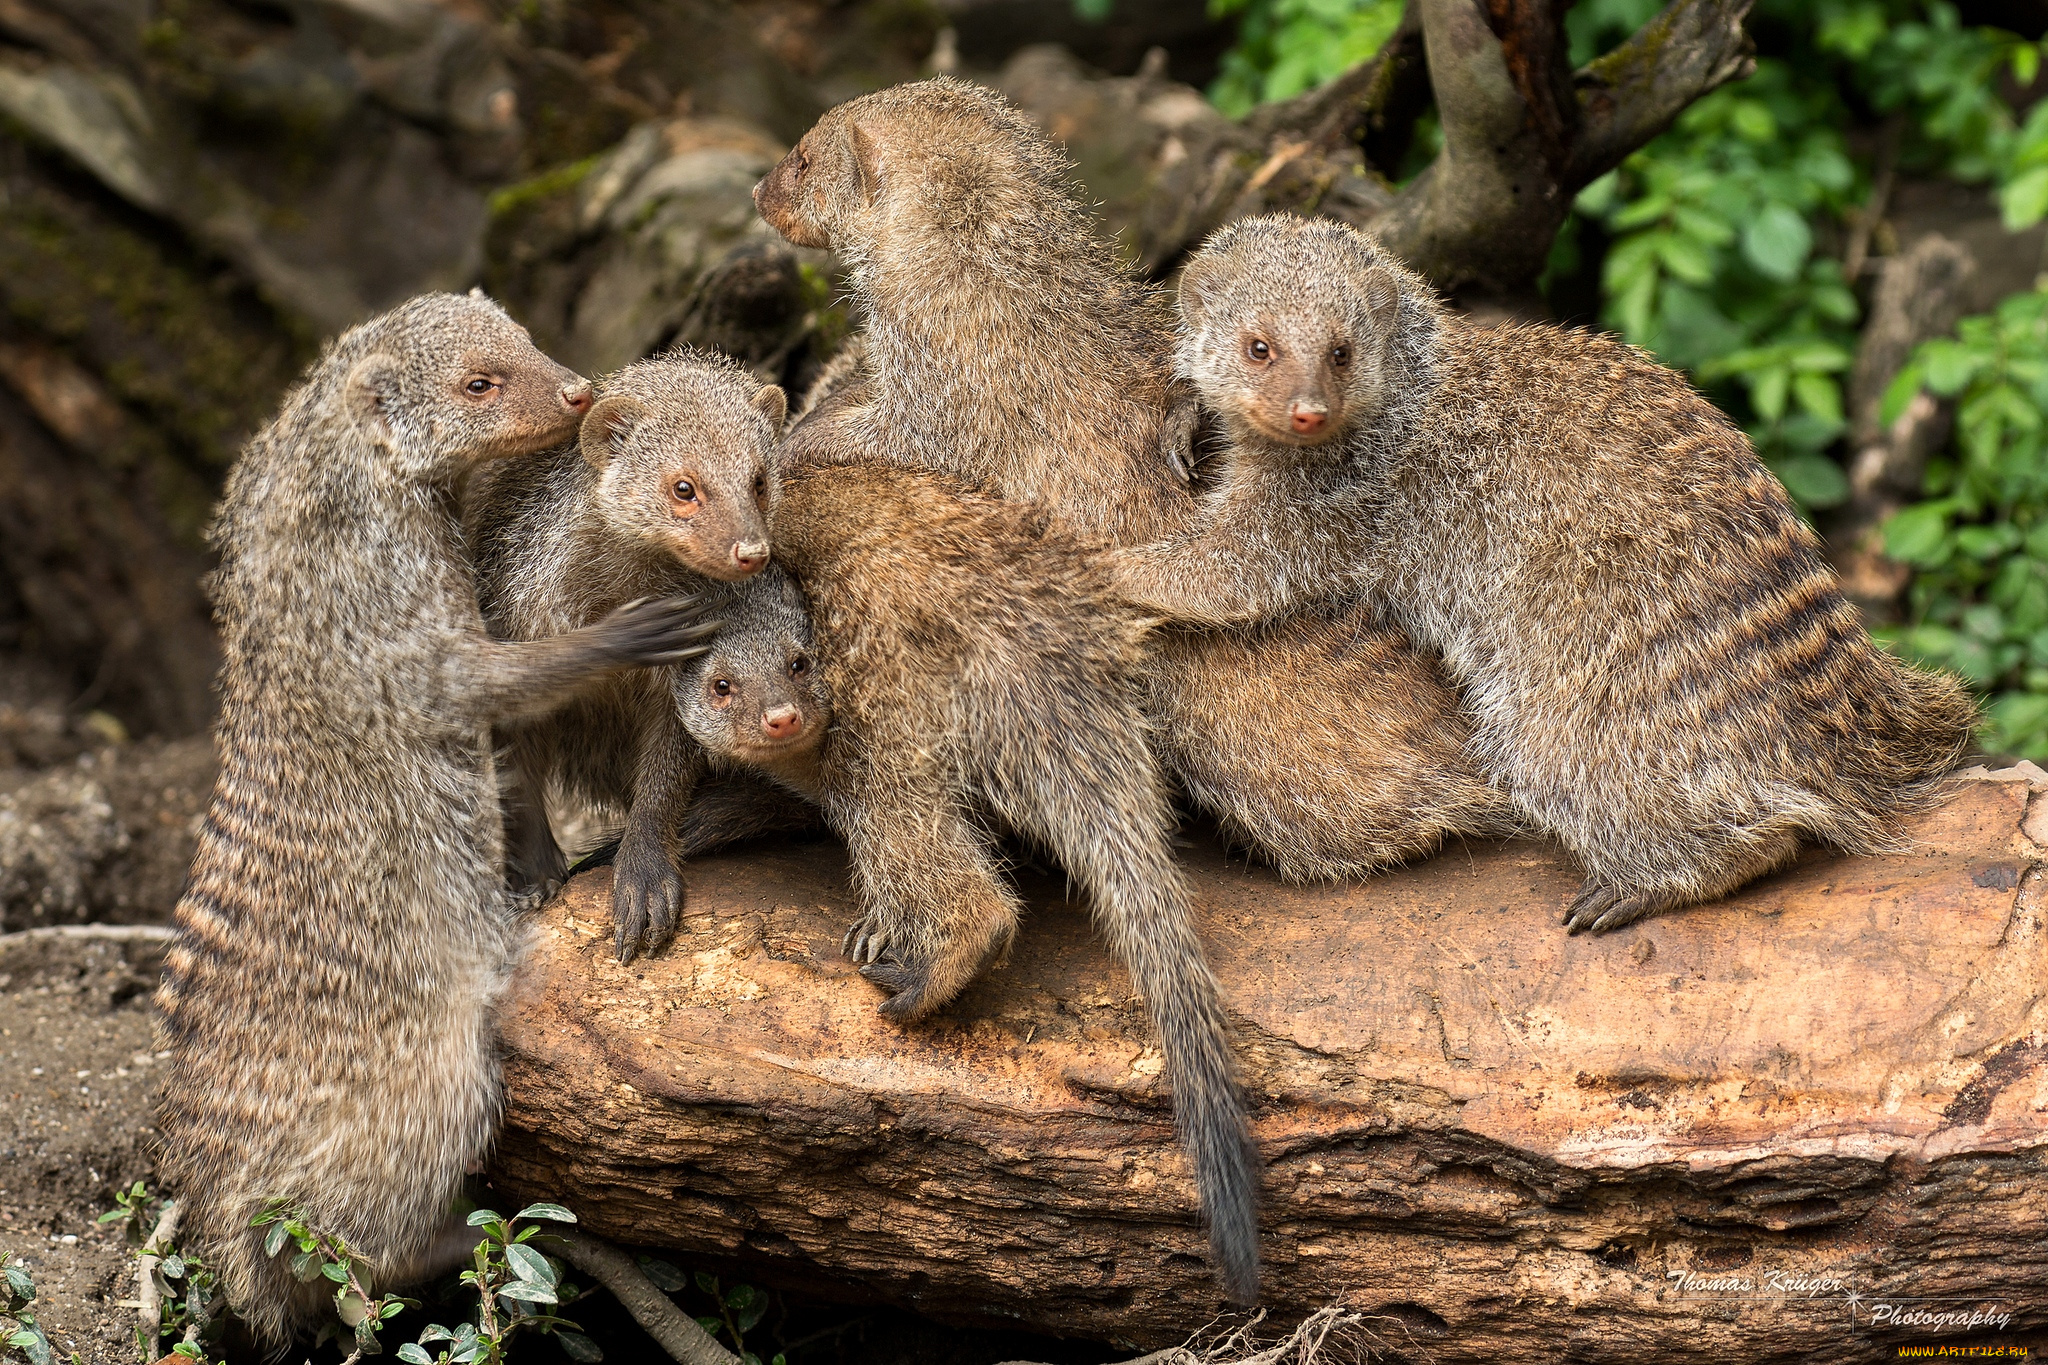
[970,675,1260,1300]
[678,555,1263,1304]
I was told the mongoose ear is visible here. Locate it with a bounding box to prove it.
[469,285,488,301]
[1177,256,1222,326]
[1360,267,1403,333]
[847,121,883,207]
[580,395,644,469]
[750,384,788,435]
[345,352,402,441]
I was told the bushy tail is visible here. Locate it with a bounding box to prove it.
[975,679,1261,1303]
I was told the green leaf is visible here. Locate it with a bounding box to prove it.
[1751,365,1791,423]
[558,1331,605,1363]
[503,1244,557,1287]
[321,1261,349,1283]
[697,1316,723,1336]
[160,1254,185,1279]
[1740,203,1812,283]
[636,1258,688,1293]
[1772,454,1850,508]
[694,1272,719,1296]
[495,1280,559,1305]
[397,1345,433,1365]
[1791,372,1844,426]
[513,1204,577,1224]
[1879,362,1927,428]
[1885,502,1957,567]
[2004,166,2048,232]
[464,1209,503,1229]
[289,1251,320,1282]
[265,1220,289,1259]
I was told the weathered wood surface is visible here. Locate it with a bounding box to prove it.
[492,770,2048,1361]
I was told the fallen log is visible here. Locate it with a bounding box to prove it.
[492,769,2048,1361]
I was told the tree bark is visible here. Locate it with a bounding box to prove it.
[492,770,2048,1361]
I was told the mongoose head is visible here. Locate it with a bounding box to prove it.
[337,290,591,477]
[753,77,1071,257]
[1176,216,1440,455]
[676,568,830,769]
[580,351,787,582]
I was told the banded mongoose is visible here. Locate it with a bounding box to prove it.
[154,293,720,1344]
[466,350,786,962]
[754,77,1511,882]
[1115,214,1980,931]
[666,407,1259,1300]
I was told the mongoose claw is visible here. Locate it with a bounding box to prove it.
[610,841,685,963]
[598,595,724,669]
[842,912,894,964]
[1563,882,1658,934]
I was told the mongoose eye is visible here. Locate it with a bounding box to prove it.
[753,474,767,499]
[710,679,733,702]
[464,377,496,396]
[790,655,810,676]
[1331,345,1350,367]
[673,480,696,502]
[1247,339,1271,363]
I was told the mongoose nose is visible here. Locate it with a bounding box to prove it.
[561,381,593,415]
[1289,403,1327,435]
[761,704,803,739]
[732,540,771,573]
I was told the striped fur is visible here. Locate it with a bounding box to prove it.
[1118,215,1980,930]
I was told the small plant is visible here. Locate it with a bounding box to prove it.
[636,1260,781,1365]
[253,1200,417,1360]
[392,1204,600,1365]
[97,1183,221,1364]
[2,1254,52,1365]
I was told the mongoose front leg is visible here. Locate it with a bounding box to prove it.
[611,707,704,963]
[1111,472,1356,626]
[833,783,1021,1021]
[446,596,721,726]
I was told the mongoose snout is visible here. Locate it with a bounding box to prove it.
[561,379,593,415]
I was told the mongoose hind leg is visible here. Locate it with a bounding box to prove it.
[1562,827,1805,934]
[501,748,567,905]
[834,773,1021,1021]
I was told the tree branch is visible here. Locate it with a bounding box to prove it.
[1567,0,1756,188]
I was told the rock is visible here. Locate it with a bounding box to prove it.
[0,737,214,931]
[493,773,2048,1360]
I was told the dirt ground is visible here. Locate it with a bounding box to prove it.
[0,929,166,1365]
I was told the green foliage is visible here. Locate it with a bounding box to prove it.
[1206,0,1405,118]
[254,1201,601,1365]
[2,1253,52,1365]
[1878,286,2048,754]
[638,1264,783,1365]
[98,1182,222,1363]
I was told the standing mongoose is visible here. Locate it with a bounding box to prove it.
[754,77,1514,882]
[466,350,786,962]
[672,524,1259,1303]
[154,293,720,1344]
[1114,214,1980,930]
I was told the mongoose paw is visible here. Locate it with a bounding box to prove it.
[863,958,938,1020]
[507,880,561,916]
[1563,883,1660,934]
[599,595,724,669]
[611,844,685,963]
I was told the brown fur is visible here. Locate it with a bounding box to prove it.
[154,294,717,1343]
[465,352,785,961]
[673,453,1258,1302]
[1118,215,1981,931]
[756,77,1503,890]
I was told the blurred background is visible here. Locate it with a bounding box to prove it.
[4,1,2048,1360]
